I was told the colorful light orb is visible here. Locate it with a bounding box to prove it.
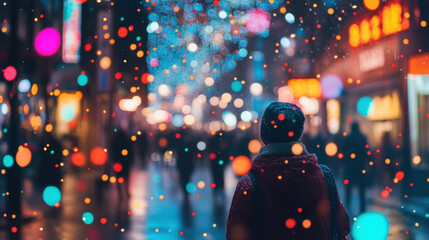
[3,155,14,168]
[117,27,128,38]
[248,139,262,154]
[16,147,32,167]
[43,186,61,207]
[90,147,107,166]
[82,212,94,225]
[149,58,159,68]
[18,79,31,93]
[1,103,8,115]
[60,105,76,122]
[71,152,86,167]
[141,73,154,84]
[244,9,271,35]
[74,0,88,3]
[250,82,263,96]
[321,74,343,99]
[77,74,88,86]
[113,163,123,172]
[232,155,252,176]
[4,66,17,81]
[187,43,198,52]
[231,81,243,92]
[280,37,291,48]
[99,56,111,70]
[222,111,237,127]
[395,171,405,181]
[285,218,296,229]
[325,143,338,156]
[186,182,196,194]
[240,111,252,122]
[352,212,389,240]
[357,96,375,116]
[364,0,380,11]
[34,28,61,56]
[285,13,295,24]
[197,141,206,151]
[158,84,171,97]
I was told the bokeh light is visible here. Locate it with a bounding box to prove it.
[352,212,389,240]
[16,147,32,167]
[43,186,61,207]
[232,155,252,176]
[4,66,17,81]
[325,143,338,156]
[244,9,271,35]
[71,152,86,167]
[77,74,88,86]
[18,79,31,93]
[82,212,94,225]
[90,147,108,166]
[34,28,61,56]
[100,56,112,70]
[3,155,14,168]
[357,96,375,116]
[248,139,262,154]
[364,0,380,10]
[321,74,343,99]
[60,105,76,122]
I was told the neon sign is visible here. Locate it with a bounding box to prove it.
[62,0,82,63]
[287,78,321,98]
[349,2,409,47]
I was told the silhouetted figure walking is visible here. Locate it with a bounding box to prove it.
[111,129,134,207]
[227,102,350,240]
[342,122,368,213]
[175,128,195,197]
[38,132,63,190]
[208,132,229,197]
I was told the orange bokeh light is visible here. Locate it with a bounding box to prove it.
[16,147,32,167]
[90,147,108,166]
[71,152,86,167]
[364,0,380,11]
[232,155,252,176]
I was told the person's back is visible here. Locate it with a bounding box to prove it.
[227,102,350,240]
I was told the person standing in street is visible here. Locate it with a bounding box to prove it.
[227,102,350,240]
[341,122,369,214]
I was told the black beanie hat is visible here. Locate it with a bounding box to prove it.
[260,102,305,143]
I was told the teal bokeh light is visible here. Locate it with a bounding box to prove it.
[77,74,88,86]
[357,96,375,116]
[43,186,61,207]
[82,212,94,225]
[60,105,76,122]
[352,211,389,240]
[231,81,243,92]
[186,182,196,194]
[3,155,13,168]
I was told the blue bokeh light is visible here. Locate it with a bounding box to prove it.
[352,212,389,240]
[357,96,375,116]
[3,155,13,168]
[77,74,88,86]
[43,186,61,207]
[82,212,94,225]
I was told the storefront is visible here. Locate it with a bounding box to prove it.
[315,0,429,195]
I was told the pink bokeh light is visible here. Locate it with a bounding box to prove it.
[34,28,61,56]
[244,8,271,35]
[4,66,17,81]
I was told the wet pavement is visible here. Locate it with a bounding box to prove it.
[2,162,429,240]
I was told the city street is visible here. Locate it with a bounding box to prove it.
[3,162,427,240]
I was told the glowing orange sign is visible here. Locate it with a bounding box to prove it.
[287,78,321,98]
[349,2,409,47]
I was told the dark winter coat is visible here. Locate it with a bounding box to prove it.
[226,142,350,240]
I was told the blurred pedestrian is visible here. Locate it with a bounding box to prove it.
[111,129,134,205]
[38,131,63,190]
[341,122,368,213]
[136,131,149,169]
[227,102,350,240]
[208,131,229,197]
[175,128,196,198]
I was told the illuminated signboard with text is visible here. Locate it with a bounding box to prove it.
[62,0,82,63]
[349,1,409,47]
